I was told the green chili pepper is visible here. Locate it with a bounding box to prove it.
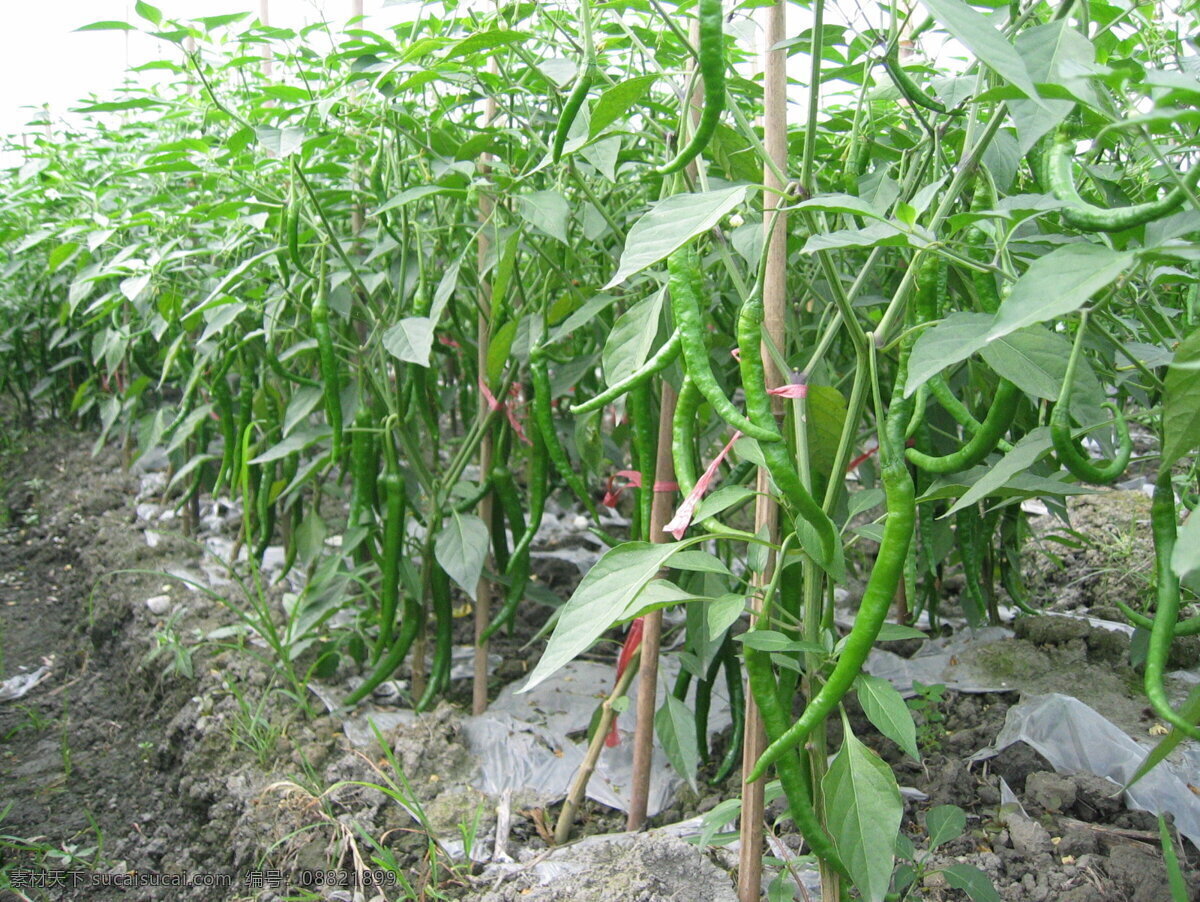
[211,365,237,496]
[672,247,779,443]
[656,0,724,175]
[882,45,958,117]
[530,345,602,522]
[482,428,549,642]
[552,64,594,163]
[747,449,916,783]
[286,198,315,280]
[744,643,850,880]
[348,405,379,535]
[926,374,1015,454]
[1114,599,1200,637]
[905,378,1020,474]
[1051,315,1132,485]
[568,329,682,415]
[629,382,656,541]
[1045,130,1200,233]
[737,296,839,570]
[709,635,743,784]
[373,436,406,663]
[313,265,343,469]
[416,561,454,712]
[1145,469,1200,740]
[955,506,989,628]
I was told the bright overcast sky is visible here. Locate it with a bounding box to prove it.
[0,1,392,145]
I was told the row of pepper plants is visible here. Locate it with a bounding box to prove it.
[1,0,1198,899]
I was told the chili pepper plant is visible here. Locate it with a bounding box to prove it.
[1,1,1198,900]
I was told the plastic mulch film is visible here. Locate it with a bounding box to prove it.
[971,693,1200,849]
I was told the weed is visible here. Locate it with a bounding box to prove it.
[906,681,948,753]
[142,608,195,682]
[224,678,285,769]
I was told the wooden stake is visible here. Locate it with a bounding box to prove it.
[472,58,499,716]
[740,3,787,900]
[626,382,678,831]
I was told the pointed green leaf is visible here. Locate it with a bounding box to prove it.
[918,0,1039,102]
[926,805,967,851]
[944,427,1054,516]
[656,695,700,792]
[589,75,657,137]
[906,312,994,394]
[1162,328,1200,468]
[521,542,683,693]
[605,186,749,288]
[382,317,434,367]
[76,20,136,31]
[822,729,903,902]
[857,674,920,762]
[988,245,1134,342]
[516,189,570,244]
[435,512,489,601]
[134,1,163,25]
[602,290,665,385]
[943,863,1002,902]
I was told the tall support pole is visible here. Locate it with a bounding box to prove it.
[472,57,500,716]
[739,2,787,900]
[626,383,679,830]
[259,0,272,78]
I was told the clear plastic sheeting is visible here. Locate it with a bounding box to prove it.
[972,693,1200,849]
[464,658,731,816]
[0,663,51,702]
[865,627,1017,696]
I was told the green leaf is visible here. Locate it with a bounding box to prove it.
[918,0,1039,102]
[250,427,325,464]
[980,327,1105,425]
[821,729,903,902]
[515,189,570,244]
[735,631,825,655]
[943,863,1002,902]
[926,804,967,851]
[656,695,700,792]
[434,512,489,601]
[443,29,531,61]
[602,290,665,385]
[1162,328,1200,468]
[906,312,993,394]
[670,550,733,576]
[382,317,434,367]
[705,593,745,640]
[1171,511,1200,583]
[76,20,136,31]
[521,542,684,693]
[943,427,1054,516]
[376,185,456,214]
[486,320,517,385]
[618,579,708,622]
[988,245,1134,343]
[296,510,327,566]
[806,385,848,478]
[134,1,163,25]
[877,623,928,641]
[589,75,657,137]
[693,485,755,521]
[255,126,307,158]
[605,186,749,289]
[856,674,920,762]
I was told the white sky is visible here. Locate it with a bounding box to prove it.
[0,1,389,145]
[0,2,878,160]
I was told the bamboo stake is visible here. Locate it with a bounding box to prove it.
[740,2,787,899]
[555,651,641,844]
[473,58,500,716]
[626,382,678,830]
[259,0,272,78]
